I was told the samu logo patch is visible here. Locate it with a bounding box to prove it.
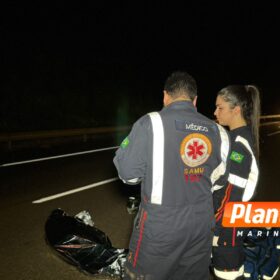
[230,151,244,163]
[180,133,212,167]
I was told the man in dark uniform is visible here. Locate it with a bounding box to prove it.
[113,71,231,280]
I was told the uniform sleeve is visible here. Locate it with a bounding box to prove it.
[227,142,252,197]
[214,142,252,236]
[211,124,231,192]
[113,117,148,185]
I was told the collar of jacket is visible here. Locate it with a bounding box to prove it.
[163,100,197,112]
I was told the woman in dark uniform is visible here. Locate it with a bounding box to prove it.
[212,85,261,280]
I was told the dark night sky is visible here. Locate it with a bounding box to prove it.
[1,2,279,132]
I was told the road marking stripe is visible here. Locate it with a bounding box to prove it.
[32,177,119,203]
[1,146,119,167]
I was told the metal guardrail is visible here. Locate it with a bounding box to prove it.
[0,126,131,142]
[260,115,280,127]
[0,114,279,148]
[260,114,280,119]
[0,126,132,150]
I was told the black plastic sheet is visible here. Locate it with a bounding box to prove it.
[45,208,127,278]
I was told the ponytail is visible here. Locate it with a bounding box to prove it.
[246,85,261,160]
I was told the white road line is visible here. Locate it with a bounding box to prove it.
[1,146,119,167]
[32,177,119,204]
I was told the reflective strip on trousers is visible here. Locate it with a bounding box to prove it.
[148,112,164,205]
[214,265,244,279]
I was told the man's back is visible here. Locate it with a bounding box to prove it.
[113,71,230,280]
[150,100,228,207]
[115,100,229,209]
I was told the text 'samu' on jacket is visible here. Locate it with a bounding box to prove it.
[113,101,231,210]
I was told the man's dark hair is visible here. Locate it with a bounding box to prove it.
[164,71,197,101]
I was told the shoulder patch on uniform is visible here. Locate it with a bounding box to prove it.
[121,137,129,148]
[230,151,244,163]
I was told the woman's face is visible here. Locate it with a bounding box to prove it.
[214,95,235,127]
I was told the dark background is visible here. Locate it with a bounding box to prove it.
[1,2,279,133]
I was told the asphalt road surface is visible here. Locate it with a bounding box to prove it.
[0,123,280,280]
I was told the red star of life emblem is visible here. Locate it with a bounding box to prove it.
[180,133,212,167]
[187,141,205,160]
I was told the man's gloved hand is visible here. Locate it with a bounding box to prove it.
[212,235,219,247]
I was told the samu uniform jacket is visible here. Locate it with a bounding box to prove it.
[213,126,259,278]
[113,101,230,280]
